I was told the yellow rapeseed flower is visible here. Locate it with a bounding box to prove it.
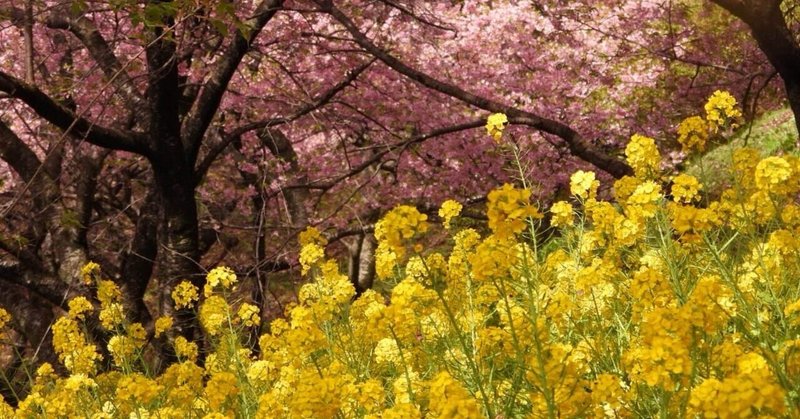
[374,337,402,365]
[704,90,742,132]
[755,156,793,194]
[67,296,94,320]
[80,261,101,285]
[108,335,139,367]
[613,175,640,202]
[625,180,662,219]
[677,115,709,153]
[172,281,200,309]
[237,303,261,327]
[374,205,428,259]
[375,242,398,280]
[427,371,482,418]
[486,183,542,239]
[96,280,122,305]
[299,243,325,276]
[438,199,462,229]
[625,134,661,178]
[550,201,574,228]
[298,226,328,247]
[380,403,421,418]
[570,170,598,199]
[486,112,508,142]
[206,371,239,411]
[99,302,125,330]
[0,307,10,330]
[205,266,238,296]
[671,173,702,203]
[155,316,174,338]
[174,336,198,362]
[199,295,230,336]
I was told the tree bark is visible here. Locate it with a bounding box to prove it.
[22,0,34,83]
[347,233,376,295]
[120,188,159,326]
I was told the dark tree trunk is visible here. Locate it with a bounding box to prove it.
[145,16,203,340]
[152,165,202,337]
[120,188,159,326]
[347,233,376,295]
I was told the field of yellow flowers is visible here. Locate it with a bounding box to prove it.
[2,91,800,417]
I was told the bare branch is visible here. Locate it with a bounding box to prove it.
[22,1,34,83]
[294,119,485,192]
[0,120,44,184]
[194,59,375,178]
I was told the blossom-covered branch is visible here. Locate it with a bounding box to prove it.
[182,0,286,160]
[318,0,633,178]
[0,71,146,154]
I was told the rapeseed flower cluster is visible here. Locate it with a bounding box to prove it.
[172,280,200,309]
[374,205,428,279]
[671,173,702,203]
[438,199,462,229]
[705,90,743,132]
[486,183,542,239]
[486,112,509,142]
[0,308,9,340]
[677,115,709,152]
[2,91,800,418]
[679,91,743,154]
[569,169,598,199]
[625,134,661,178]
[549,201,573,228]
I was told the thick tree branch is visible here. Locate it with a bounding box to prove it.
[182,0,285,160]
[0,120,60,232]
[145,16,181,159]
[74,150,109,247]
[0,120,44,184]
[120,188,159,326]
[0,262,76,310]
[44,13,146,110]
[707,0,750,20]
[0,232,43,274]
[0,71,147,154]
[318,1,632,178]
[22,1,34,83]
[194,59,374,178]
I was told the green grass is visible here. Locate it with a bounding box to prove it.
[685,107,798,195]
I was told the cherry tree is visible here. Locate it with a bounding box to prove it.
[0,0,782,383]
